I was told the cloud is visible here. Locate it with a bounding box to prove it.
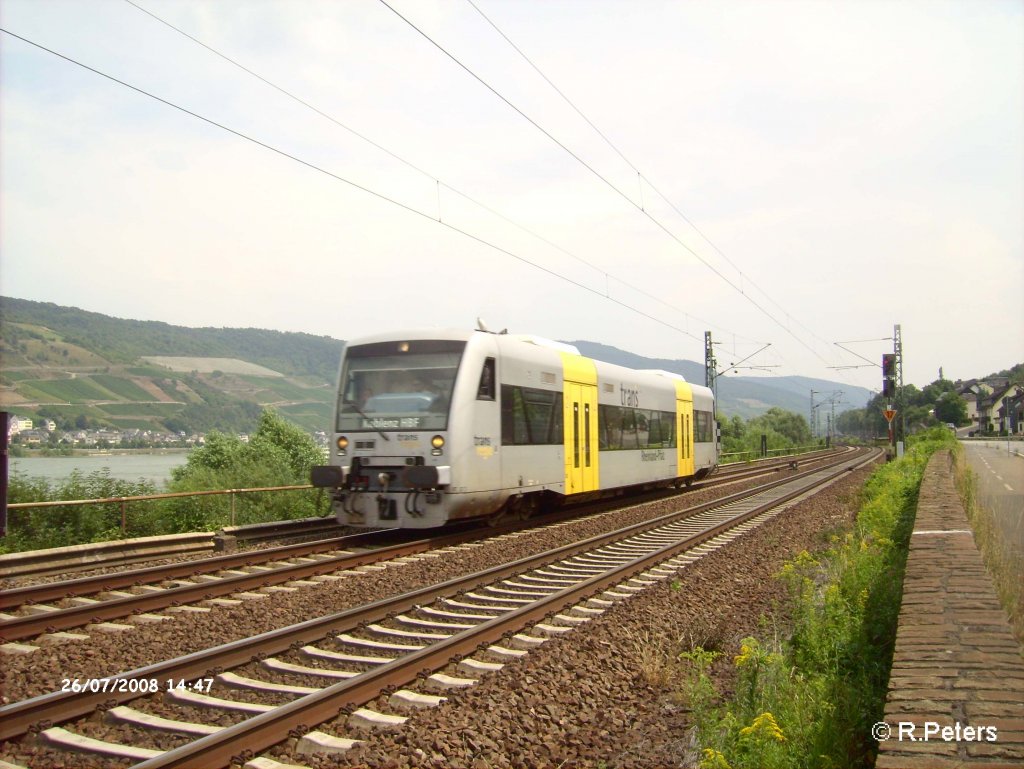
[1,0,1020,390]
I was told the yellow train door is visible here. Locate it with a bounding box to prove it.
[676,384,695,479]
[564,381,598,494]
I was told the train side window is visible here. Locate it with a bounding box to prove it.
[621,408,639,449]
[477,358,496,400]
[664,410,677,448]
[647,410,662,446]
[501,385,563,445]
[694,410,714,442]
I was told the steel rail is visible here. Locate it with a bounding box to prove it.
[0,448,839,585]
[0,529,391,610]
[0,448,840,613]
[136,448,878,769]
[0,524,497,641]
[0,447,873,743]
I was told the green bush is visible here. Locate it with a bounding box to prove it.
[720,408,820,461]
[3,470,159,553]
[1,409,327,553]
[686,428,955,769]
[161,409,325,531]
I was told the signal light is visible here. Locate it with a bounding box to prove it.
[882,354,896,398]
[882,354,896,378]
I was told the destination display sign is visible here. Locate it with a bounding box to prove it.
[362,417,422,430]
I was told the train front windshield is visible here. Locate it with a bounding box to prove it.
[336,340,466,432]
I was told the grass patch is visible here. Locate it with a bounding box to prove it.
[237,375,328,402]
[105,418,166,430]
[277,401,332,431]
[0,370,37,382]
[88,374,156,401]
[99,402,183,417]
[681,428,956,769]
[18,377,113,402]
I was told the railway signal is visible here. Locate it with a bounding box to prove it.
[882,354,896,397]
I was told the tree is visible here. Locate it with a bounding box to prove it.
[171,431,243,480]
[934,392,968,426]
[164,408,324,530]
[747,408,813,446]
[920,380,956,404]
[720,414,746,442]
[250,409,324,480]
[719,408,815,457]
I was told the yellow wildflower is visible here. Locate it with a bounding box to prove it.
[733,638,755,667]
[739,711,787,743]
[700,748,732,769]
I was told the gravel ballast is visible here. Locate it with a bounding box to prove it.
[273,465,873,769]
[0,461,874,768]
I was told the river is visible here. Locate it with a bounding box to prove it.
[8,452,189,488]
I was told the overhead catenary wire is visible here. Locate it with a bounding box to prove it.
[123,0,757,346]
[383,0,835,367]
[466,0,840,357]
[0,26,704,346]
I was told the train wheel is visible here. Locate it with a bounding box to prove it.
[489,493,539,526]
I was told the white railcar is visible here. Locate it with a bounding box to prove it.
[311,329,718,528]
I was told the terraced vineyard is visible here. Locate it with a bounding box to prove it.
[0,298,340,434]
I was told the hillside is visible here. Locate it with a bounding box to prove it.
[1,297,870,435]
[0,297,342,434]
[0,297,343,381]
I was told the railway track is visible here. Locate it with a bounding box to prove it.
[0,450,839,646]
[0,446,876,769]
[2,449,828,588]
[0,509,350,581]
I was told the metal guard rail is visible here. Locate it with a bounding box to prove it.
[5,484,317,533]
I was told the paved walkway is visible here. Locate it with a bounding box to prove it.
[876,450,1024,769]
[962,441,1024,558]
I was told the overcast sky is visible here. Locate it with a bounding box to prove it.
[2,0,1021,394]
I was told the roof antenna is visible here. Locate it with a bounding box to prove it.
[477,318,507,334]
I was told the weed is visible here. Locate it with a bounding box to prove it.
[677,646,721,719]
[629,628,680,688]
[679,428,955,769]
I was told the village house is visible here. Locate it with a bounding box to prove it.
[994,384,1024,435]
[956,378,1012,435]
[5,413,33,438]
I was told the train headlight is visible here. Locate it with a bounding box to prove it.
[431,435,445,455]
[336,436,349,455]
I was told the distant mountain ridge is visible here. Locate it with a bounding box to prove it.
[567,340,872,419]
[0,297,342,434]
[0,296,343,382]
[1,297,868,434]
